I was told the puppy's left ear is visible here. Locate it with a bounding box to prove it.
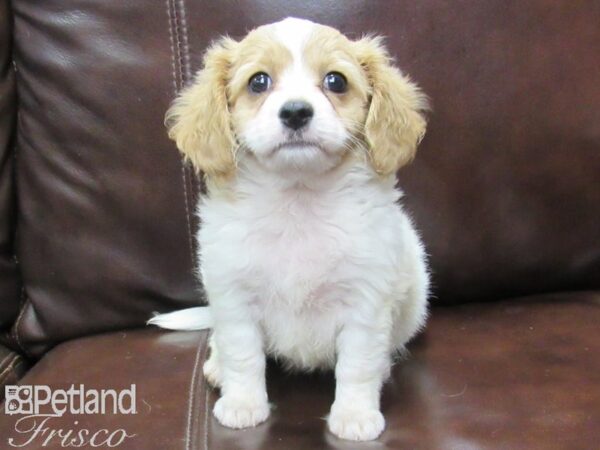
[355,36,428,175]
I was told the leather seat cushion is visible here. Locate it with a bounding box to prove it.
[1,292,598,449]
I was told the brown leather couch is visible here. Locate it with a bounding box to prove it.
[1,1,599,449]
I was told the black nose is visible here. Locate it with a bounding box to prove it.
[279,100,314,130]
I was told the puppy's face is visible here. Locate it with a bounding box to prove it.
[167,18,427,178]
[228,20,370,174]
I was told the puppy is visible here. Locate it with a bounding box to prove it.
[149,17,429,442]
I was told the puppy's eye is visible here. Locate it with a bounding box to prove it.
[248,72,272,93]
[323,72,347,93]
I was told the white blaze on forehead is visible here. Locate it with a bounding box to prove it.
[271,17,316,65]
[237,16,350,175]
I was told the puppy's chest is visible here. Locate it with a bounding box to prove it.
[235,194,359,304]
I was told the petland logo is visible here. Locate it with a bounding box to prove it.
[4,385,137,447]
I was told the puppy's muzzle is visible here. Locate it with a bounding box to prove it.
[279,100,314,131]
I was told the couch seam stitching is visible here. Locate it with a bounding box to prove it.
[177,0,197,268]
[166,0,178,94]
[203,373,211,450]
[185,334,206,450]
[171,0,185,90]
[177,0,192,82]
[9,57,29,358]
[1,359,24,386]
[167,0,195,275]
[0,355,20,385]
[175,0,195,271]
[11,59,20,302]
[0,352,15,372]
[12,288,31,358]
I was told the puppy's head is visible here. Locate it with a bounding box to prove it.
[166,18,427,178]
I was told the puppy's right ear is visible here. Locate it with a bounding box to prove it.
[165,37,237,178]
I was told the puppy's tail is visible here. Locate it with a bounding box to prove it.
[147,306,213,331]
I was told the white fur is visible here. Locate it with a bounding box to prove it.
[147,307,213,330]
[150,18,429,441]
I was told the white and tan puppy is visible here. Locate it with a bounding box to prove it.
[149,17,429,441]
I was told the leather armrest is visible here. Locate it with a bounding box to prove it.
[0,0,21,331]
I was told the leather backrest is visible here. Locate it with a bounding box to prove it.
[9,0,201,356]
[0,0,20,333]
[8,1,600,356]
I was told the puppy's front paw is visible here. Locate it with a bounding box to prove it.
[213,394,270,429]
[327,404,385,441]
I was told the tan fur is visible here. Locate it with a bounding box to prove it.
[354,36,428,175]
[227,28,293,102]
[228,29,293,142]
[304,27,371,142]
[165,37,238,178]
[166,25,427,179]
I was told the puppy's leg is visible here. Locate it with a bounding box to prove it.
[211,293,269,429]
[328,312,392,441]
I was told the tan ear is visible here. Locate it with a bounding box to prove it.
[165,37,237,178]
[355,36,428,175]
